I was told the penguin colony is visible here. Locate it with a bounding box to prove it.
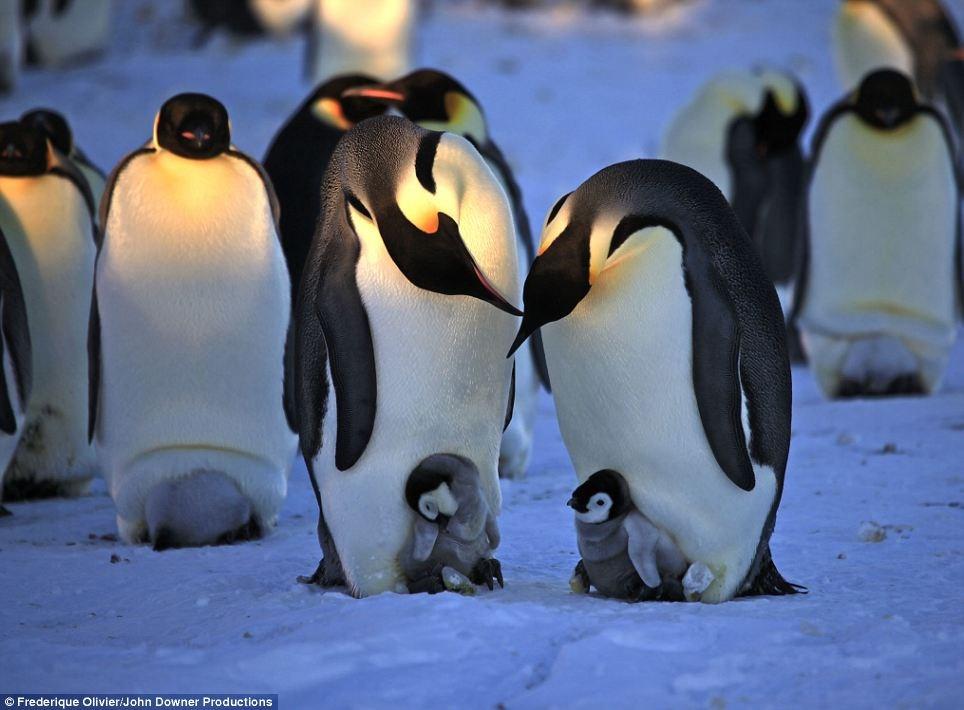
[0,0,961,605]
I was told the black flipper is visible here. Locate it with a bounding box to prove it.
[503,362,515,432]
[73,145,106,181]
[296,193,376,471]
[0,310,14,435]
[47,147,95,226]
[87,284,100,443]
[0,227,31,421]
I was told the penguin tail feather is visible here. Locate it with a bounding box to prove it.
[742,552,807,597]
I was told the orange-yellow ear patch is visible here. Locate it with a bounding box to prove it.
[313,98,352,130]
[412,208,439,234]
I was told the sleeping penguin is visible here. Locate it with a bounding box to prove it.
[263,74,386,300]
[289,116,519,597]
[792,69,961,399]
[508,159,801,603]
[661,68,810,295]
[343,68,550,479]
[400,454,503,595]
[567,470,715,602]
[20,108,106,207]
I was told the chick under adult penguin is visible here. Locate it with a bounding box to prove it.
[508,159,801,603]
[792,69,961,399]
[289,116,519,597]
[92,93,296,548]
[661,68,810,295]
[263,74,387,300]
[0,120,96,500]
[344,68,550,479]
[20,108,106,208]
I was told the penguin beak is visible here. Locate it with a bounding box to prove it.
[566,497,576,508]
[874,107,901,127]
[507,222,591,357]
[340,85,406,105]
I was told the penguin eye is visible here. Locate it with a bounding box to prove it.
[596,500,604,507]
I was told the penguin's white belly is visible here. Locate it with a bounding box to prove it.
[544,227,776,602]
[801,115,958,394]
[833,2,914,93]
[96,153,295,540]
[312,0,414,82]
[314,232,514,597]
[0,174,96,486]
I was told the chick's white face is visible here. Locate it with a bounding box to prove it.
[575,492,613,524]
[418,482,458,521]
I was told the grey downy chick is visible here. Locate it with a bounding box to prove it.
[568,469,714,602]
[400,453,503,594]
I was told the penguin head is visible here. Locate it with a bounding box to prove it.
[155,93,231,159]
[567,470,632,524]
[336,116,521,315]
[852,69,919,129]
[0,121,48,176]
[406,454,473,527]
[307,73,388,130]
[751,78,809,157]
[20,109,73,156]
[342,68,489,146]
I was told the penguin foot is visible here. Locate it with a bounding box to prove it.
[837,374,924,399]
[1,476,91,502]
[298,557,347,588]
[406,574,447,595]
[0,504,11,517]
[469,557,504,590]
[145,470,257,550]
[569,559,591,594]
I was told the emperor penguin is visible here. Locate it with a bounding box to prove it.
[508,159,800,603]
[0,223,33,511]
[91,93,297,548]
[20,108,106,208]
[833,0,964,156]
[23,0,111,67]
[661,68,810,295]
[792,69,961,399]
[0,120,96,500]
[305,0,416,85]
[263,73,386,300]
[0,0,23,94]
[289,115,519,597]
[343,68,551,479]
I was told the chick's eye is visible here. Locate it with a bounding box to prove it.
[596,500,604,506]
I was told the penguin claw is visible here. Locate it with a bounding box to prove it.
[470,557,504,590]
[297,557,345,588]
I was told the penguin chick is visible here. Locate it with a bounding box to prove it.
[568,470,699,602]
[400,454,503,594]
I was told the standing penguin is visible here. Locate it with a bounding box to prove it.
[263,74,386,300]
[20,108,106,208]
[92,93,296,548]
[0,120,96,500]
[343,68,550,478]
[0,223,33,511]
[0,0,23,94]
[290,116,519,597]
[305,0,416,85]
[661,68,810,294]
[508,159,799,603]
[792,69,961,399]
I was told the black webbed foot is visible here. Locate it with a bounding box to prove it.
[570,559,591,594]
[297,557,346,588]
[470,557,504,590]
[407,574,447,595]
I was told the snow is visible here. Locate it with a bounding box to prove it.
[2,0,964,706]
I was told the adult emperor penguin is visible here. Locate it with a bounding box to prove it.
[92,93,296,548]
[23,0,111,67]
[0,120,96,500]
[661,68,810,293]
[305,0,416,85]
[792,69,961,399]
[290,115,519,597]
[0,223,33,511]
[508,159,800,603]
[20,108,106,208]
[263,73,386,300]
[344,68,550,479]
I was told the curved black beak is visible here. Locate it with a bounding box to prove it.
[566,497,576,508]
[506,221,592,358]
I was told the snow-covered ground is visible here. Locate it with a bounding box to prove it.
[2,0,963,706]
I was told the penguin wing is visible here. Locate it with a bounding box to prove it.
[226,149,281,232]
[503,362,515,432]
[295,198,376,471]
[73,145,106,181]
[0,228,31,435]
[623,511,662,589]
[48,147,96,224]
[98,147,156,241]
